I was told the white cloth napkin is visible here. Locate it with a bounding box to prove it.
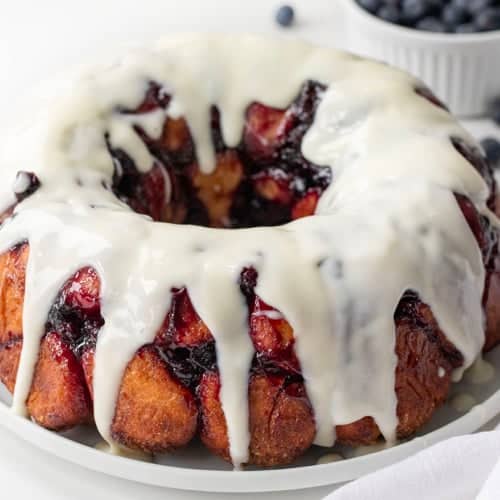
[325,428,500,500]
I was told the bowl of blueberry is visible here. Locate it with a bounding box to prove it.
[343,0,500,116]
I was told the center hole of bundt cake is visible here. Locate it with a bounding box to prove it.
[108,80,332,229]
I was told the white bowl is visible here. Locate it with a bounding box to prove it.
[342,0,500,117]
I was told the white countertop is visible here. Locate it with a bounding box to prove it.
[0,1,498,499]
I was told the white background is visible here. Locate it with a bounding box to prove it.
[0,1,498,499]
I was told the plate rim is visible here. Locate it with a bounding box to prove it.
[1,387,500,493]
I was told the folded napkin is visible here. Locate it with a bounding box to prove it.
[325,429,500,500]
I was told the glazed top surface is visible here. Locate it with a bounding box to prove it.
[0,35,493,466]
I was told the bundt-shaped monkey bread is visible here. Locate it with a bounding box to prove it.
[0,36,499,468]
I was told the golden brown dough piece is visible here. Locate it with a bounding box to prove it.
[335,416,380,446]
[81,347,199,453]
[190,150,244,227]
[161,117,193,159]
[0,243,28,345]
[394,306,454,438]
[110,346,198,453]
[0,244,28,395]
[0,340,21,394]
[27,331,92,429]
[336,301,455,446]
[199,371,316,466]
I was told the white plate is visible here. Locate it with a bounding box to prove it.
[1,347,500,493]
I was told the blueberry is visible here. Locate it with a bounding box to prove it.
[442,4,469,26]
[377,5,401,23]
[475,7,500,31]
[455,22,477,33]
[402,0,431,24]
[428,0,446,6]
[451,0,471,10]
[427,0,446,15]
[357,0,382,14]
[417,16,448,31]
[275,5,295,27]
[480,138,500,166]
[468,0,494,15]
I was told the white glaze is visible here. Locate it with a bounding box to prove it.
[450,393,477,413]
[316,453,344,465]
[0,35,493,466]
[252,310,284,321]
[95,440,153,462]
[465,357,496,385]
